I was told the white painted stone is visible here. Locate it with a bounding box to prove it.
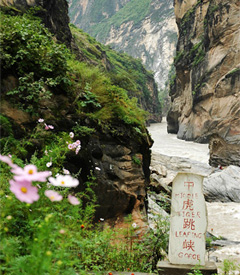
[168,172,207,265]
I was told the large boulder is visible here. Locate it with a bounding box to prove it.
[203,166,240,202]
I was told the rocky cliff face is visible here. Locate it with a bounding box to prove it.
[167,0,240,144]
[68,0,177,91]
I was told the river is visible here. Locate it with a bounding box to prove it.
[147,120,240,270]
[148,119,209,163]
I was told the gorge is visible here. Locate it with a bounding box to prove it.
[0,0,240,273]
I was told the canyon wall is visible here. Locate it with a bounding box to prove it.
[167,0,240,144]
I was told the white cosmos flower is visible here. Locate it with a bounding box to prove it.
[69,132,74,138]
[46,162,52,167]
[63,168,70,175]
[48,175,79,187]
[75,145,81,154]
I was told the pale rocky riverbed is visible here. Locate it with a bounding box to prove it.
[147,120,240,271]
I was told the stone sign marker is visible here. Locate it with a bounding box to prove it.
[168,172,207,266]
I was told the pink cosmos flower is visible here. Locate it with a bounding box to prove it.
[12,164,50,182]
[68,194,80,205]
[48,175,79,187]
[38,118,44,123]
[9,179,39,203]
[59,229,65,234]
[76,140,81,145]
[45,190,63,202]
[68,144,73,150]
[44,123,54,130]
[0,154,18,168]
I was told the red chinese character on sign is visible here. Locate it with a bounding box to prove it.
[183,218,195,230]
[182,199,194,211]
[184,182,194,190]
[183,239,195,251]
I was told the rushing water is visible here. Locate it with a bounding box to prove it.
[148,119,209,164]
[148,120,240,267]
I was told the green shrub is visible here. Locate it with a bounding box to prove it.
[0,114,13,137]
[72,125,95,137]
[0,11,71,114]
[0,11,70,79]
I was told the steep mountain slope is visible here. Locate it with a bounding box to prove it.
[70,26,161,123]
[167,0,240,144]
[68,0,177,91]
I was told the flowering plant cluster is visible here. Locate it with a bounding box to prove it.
[67,132,81,154]
[0,154,80,205]
[38,118,54,130]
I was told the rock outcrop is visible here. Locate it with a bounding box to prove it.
[167,0,240,144]
[68,0,178,92]
[209,134,240,167]
[203,166,240,203]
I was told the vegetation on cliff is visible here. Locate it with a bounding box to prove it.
[70,24,161,116]
[0,7,167,274]
[69,0,152,42]
[0,7,160,154]
[68,0,177,98]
